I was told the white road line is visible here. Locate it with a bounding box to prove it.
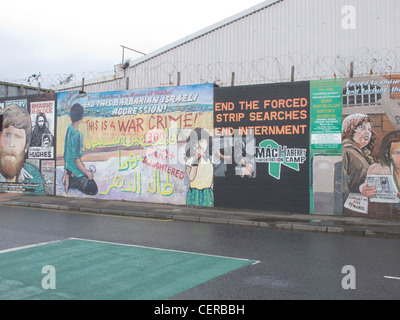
[384,276,400,280]
[70,237,261,264]
[0,239,65,254]
[0,238,261,265]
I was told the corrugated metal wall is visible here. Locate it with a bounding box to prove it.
[56,0,400,92]
[0,81,51,98]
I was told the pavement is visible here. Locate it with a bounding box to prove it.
[1,193,400,240]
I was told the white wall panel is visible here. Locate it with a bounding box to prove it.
[55,0,400,93]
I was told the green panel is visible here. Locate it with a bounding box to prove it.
[0,239,256,300]
[310,79,343,150]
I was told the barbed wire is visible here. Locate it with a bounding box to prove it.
[4,70,115,90]
[5,47,399,92]
[127,47,400,89]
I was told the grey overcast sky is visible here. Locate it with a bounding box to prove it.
[0,0,265,86]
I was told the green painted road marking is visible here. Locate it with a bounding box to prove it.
[0,239,257,300]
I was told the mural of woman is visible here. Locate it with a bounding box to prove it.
[342,113,376,201]
[356,130,400,217]
[185,127,214,207]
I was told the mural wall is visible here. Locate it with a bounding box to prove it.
[0,93,57,195]
[55,84,214,206]
[341,75,400,219]
[214,82,310,213]
[1,77,400,219]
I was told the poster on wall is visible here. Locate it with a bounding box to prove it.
[341,74,400,219]
[310,80,343,150]
[5,99,27,109]
[28,100,55,159]
[0,93,57,195]
[56,84,214,206]
[213,82,310,213]
[309,79,343,216]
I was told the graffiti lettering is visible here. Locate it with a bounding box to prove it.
[214,127,235,136]
[148,170,174,196]
[160,94,199,104]
[264,98,308,109]
[248,110,308,121]
[121,172,142,194]
[111,105,167,116]
[98,175,124,196]
[216,113,245,123]
[118,150,143,171]
[85,120,99,131]
[117,118,144,133]
[142,157,185,180]
[215,102,235,111]
[145,130,167,145]
[239,124,307,136]
[98,173,142,196]
[239,100,260,110]
[86,134,177,151]
[146,148,175,162]
[149,113,199,130]
[86,137,123,150]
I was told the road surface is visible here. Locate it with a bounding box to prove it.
[0,204,399,300]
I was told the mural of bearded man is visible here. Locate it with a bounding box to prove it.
[0,104,44,194]
[30,112,54,147]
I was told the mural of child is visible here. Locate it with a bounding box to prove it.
[342,113,376,201]
[62,103,98,196]
[185,127,214,207]
[238,159,254,177]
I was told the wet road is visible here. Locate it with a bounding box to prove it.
[0,205,399,300]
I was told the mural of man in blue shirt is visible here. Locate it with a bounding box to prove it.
[62,103,98,196]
